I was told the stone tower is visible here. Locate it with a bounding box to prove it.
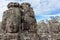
[1,2,38,40]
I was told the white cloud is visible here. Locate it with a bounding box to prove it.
[35,0,60,15]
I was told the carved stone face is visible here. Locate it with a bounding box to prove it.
[5,8,20,33]
[6,18,19,33]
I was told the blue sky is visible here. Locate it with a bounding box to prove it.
[0,0,60,22]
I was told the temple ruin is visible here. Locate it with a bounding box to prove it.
[1,2,39,40]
